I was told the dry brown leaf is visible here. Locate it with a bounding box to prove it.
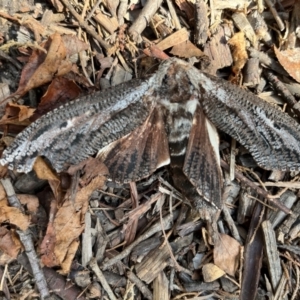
[202,263,225,282]
[33,157,61,200]
[17,194,39,214]
[13,32,70,98]
[274,46,300,83]
[62,35,89,56]
[24,33,68,89]
[41,174,106,274]
[33,77,81,119]
[80,158,108,186]
[214,233,240,276]
[59,240,80,275]
[0,103,35,125]
[228,31,248,78]
[0,251,16,265]
[0,227,22,258]
[0,199,30,231]
[170,40,205,58]
[40,222,57,267]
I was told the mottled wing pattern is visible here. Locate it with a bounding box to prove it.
[0,79,153,173]
[199,73,300,172]
[183,106,223,209]
[97,107,170,183]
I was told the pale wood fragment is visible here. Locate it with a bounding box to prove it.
[156,28,189,50]
[166,0,181,30]
[153,271,169,300]
[267,191,297,228]
[213,0,250,10]
[194,0,208,45]
[82,211,93,267]
[243,57,261,87]
[135,244,169,284]
[94,11,119,34]
[261,220,282,291]
[232,12,257,48]
[203,26,233,74]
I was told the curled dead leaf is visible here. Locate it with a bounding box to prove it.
[214,233,240,277]
[33,157,61,200]
[0,227,22,258]
[274,46,300,83]
[202,263,225,282]
[0,199,30,231]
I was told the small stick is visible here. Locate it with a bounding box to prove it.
[127,270,153,300]
[166,0,181,30]
[89,258,117,300]
[220,160,292,215]
[264,70,300,117]
[102,209,179,270]
[1,179,50,299]
[264,0,285,31]
[59,0,110,50]
[129,0,164,42]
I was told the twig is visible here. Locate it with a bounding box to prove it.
[159,204,192,275]
[89,258,117,300]
[264,0,285,31]
[194,0,208,45]
[129,0,164,42]
[1,179,50,300]
[102,209,179,270]
[166,0,181,30]
[59,0,110,50]
[86,0,102,21]
[0,263,8,291]
[264,70,300,117]
[127,270,153,300]
[290,265,299,300]
[220,160,292,214]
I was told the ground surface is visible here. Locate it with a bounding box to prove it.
[0,0,300,299]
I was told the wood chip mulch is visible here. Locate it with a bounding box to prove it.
[0,0,300,299]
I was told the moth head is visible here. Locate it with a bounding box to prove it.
[153,58,200,104]
[147,59,200,118]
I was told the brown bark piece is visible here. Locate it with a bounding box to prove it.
[203,26,233,74]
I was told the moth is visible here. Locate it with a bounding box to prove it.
[2,58,300,217]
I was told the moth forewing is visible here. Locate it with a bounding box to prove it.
[0,79,152,173]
